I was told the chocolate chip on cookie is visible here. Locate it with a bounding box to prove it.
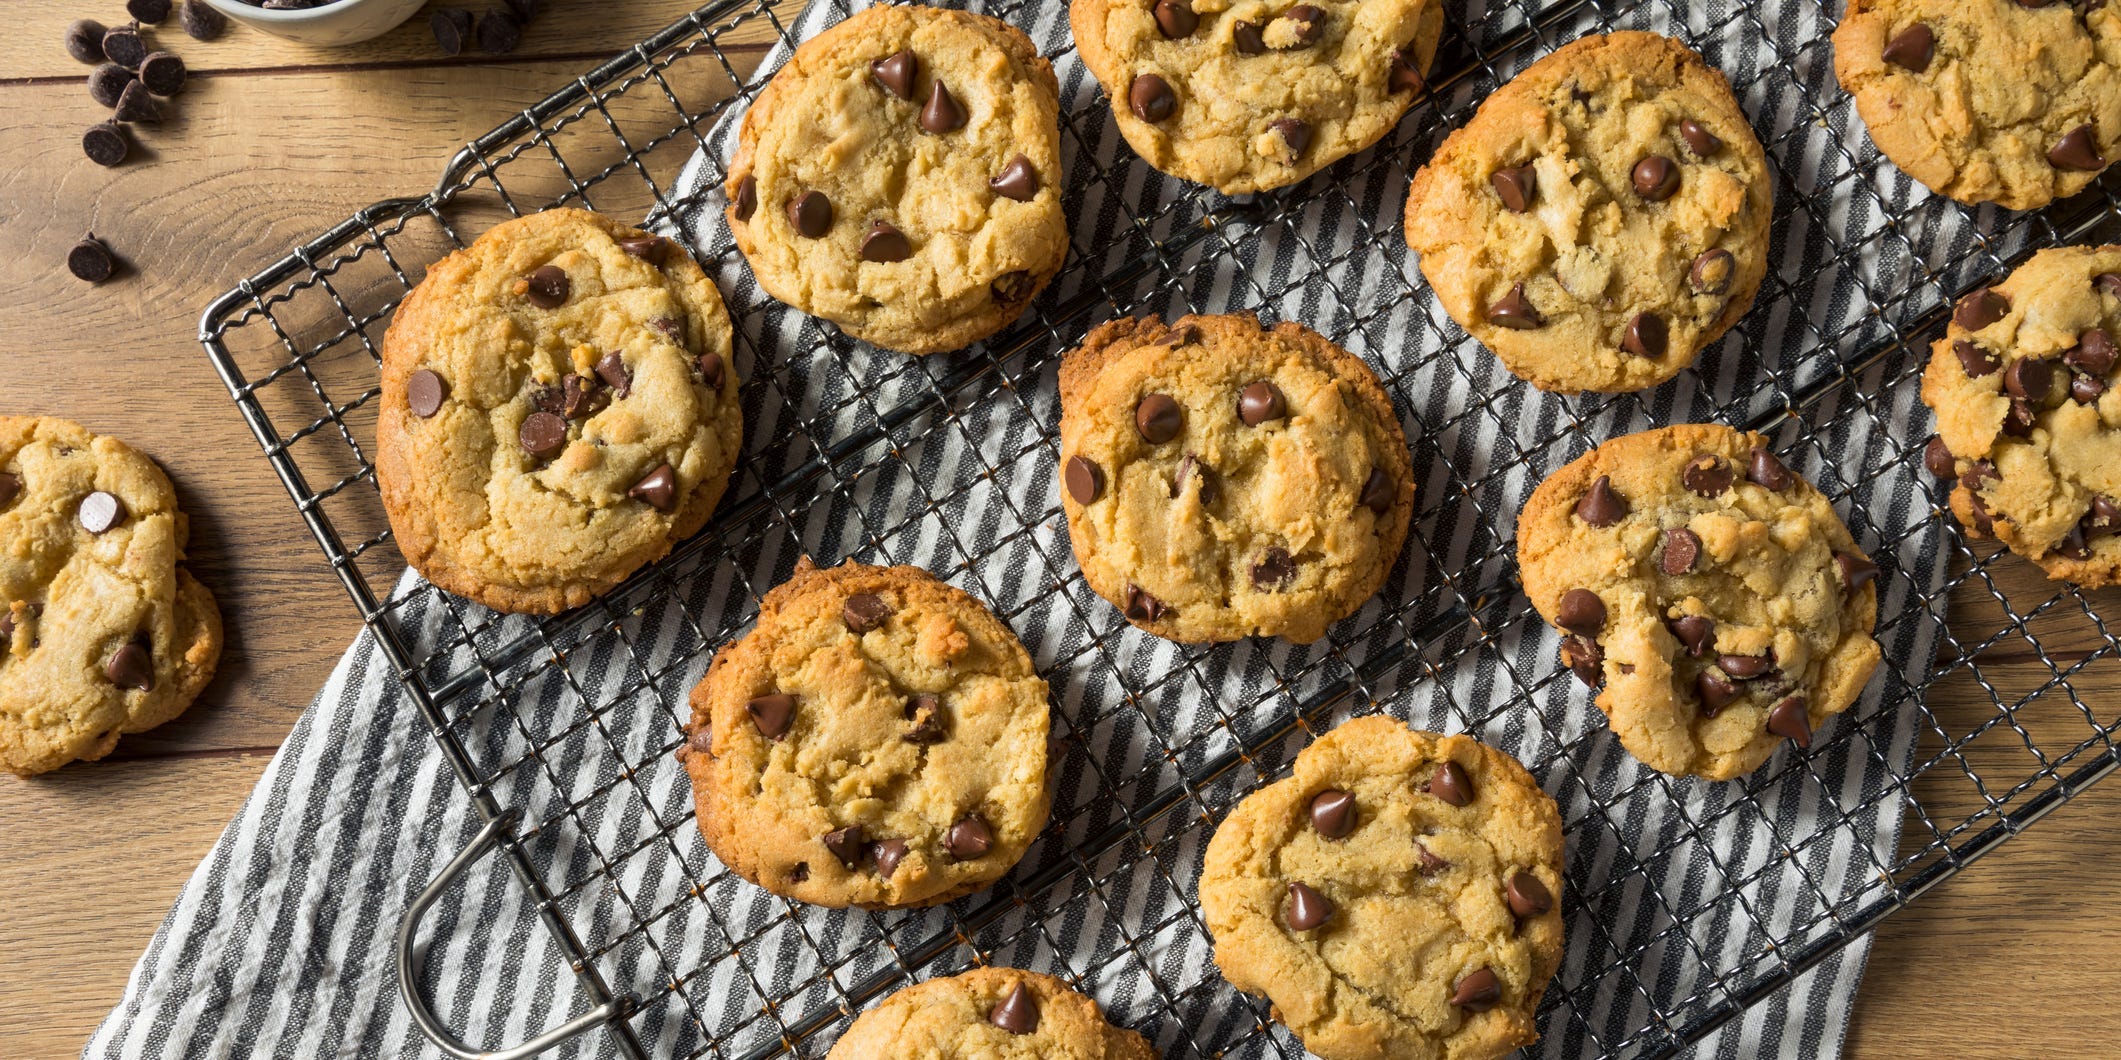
[747,693,796,739]
[990,155,1040,201]
[871,49,916,99]
[1063,455,1104,504]
[1491,164,1536,212]
[522,265,569,309]
[407,370,448,418]
[787,191,832,238]
[860,220,912,263]
[1128,73,1176,122]
[1285,881,1334,930]
[1308,789,1355,838]
[627,464,677,511]
[78,490,126,533]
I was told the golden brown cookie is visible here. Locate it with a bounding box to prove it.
[826,968,1155,1059]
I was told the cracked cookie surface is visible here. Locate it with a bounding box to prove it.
[1833,0,2119,210]
[1516,424,1882,780]
[1058,312,1413,643]
[1405,31,1772,393]
[826,967,1155,1059]
[1070,0,1443,194]
[376,207,740,615]
[1199,716,1564,1060]
[725,4,1068,354]
[1920,245,2121,585]
[683,559,1051,909]
[1,416,222,776]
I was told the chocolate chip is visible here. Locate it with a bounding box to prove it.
[67,20,108,63]
[1632,156,1680,201]
[1285,881,1334,930]
[902,694,946,744]
[103,23,146,69]
[1561,635,1603,687]
[1767,696,1812,747]
[1555,588,1606,636]
[1678,118,1723,157]
[1506,871,1553,918]
[1719,651,1772,679]
[1696,670,1740,716]
[83,122,129,168]
[1416,839,1449,874]
[1238,380,1286,426]
[1125,584,1167,622]
[431,8,473,54]
[747,693,795,739]
[1233,19,1265,53]
[1135,393,1182,443]
[1923,436,1957,478]
[518,411,567,458]
[130,0,170,21]
[1171,454,1217,504]
[106,637,154,691]
[2003,357,2053,402]
[1967,491,1996,534]
[2099,274,2121,299]
[990,982,1039,1034]
[1359,467,1394,515]
[2083,496,2121,539]
[919,81,966,134]
[619,234,669,267]
[2001,397,2038,437]
[1267,117,1312,163]
[1953,339,2001,378]
[78,491,125,534]
[1389,47,1426,93]
[1622,313,1668,358]
[407,370,448,418]
[990,270,1036,304]
[522,265,569,309]
[1452,968,1501,1011]
[1963,459,1998,490]
[2069,329,2117,375]
[1308,789,1355,838]
[871,839,908,878]
[1487,283,1543,329]
[588,353,630,400]
[698,350,727,390]
[871,50,918,100]
[1490,165,1537,212]
[114,80,160,123]
[1689,248,1735,295]
[1747,447,1795,491]
[1668,615,1715,657]
[1682,455,1733,497]
[139,52,185,96]
[2057,525,2094,561]
[1835,550,1880,591]
[89,63,134,108]
[1154,0,1198,37]
[2049,124,2106,171]
[0,474,19,509]
[1064,455,1104,505]
[1428,761,1474,806]
[823,824,868,868]
[181,1,225,39]
[1129,73,1176,122]
[946,814,992,859]
[1882,22,1934,71]
[1250,547,1297,590]
[843,593,892,633]
[860,220,912,263]
[477,10,522,54]
[555,374,603,419]
[990,155,1039,201]
[1576,475,1627,526]
[1662,527,1703,575]
[1282,5,1326,44]
[69,234,116,284]
[787,862,809,884]
[1954,287,2009,331]
[787,191,832,238]
[623,464,674,511]
[732,175,757,222]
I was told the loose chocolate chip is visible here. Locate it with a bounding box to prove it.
[1232,20,1265,54]
[903,694,946,744]
[843,593,892,633]
[747,693,795,739]
[78,491,126,533]
[1576,475,1627,526]
[2083,496,2121,538]
[473,9,522,52]
[990,982,1039,1034]
[1267,117,1313,163]
[114,80,160,123]
[1286,881,1334,930]
[1632,156,1680,201]
[1487,282,1544,329]
[2070,329,2117,375]
[83,122,130,168]
[1063,455,1104,505]
[1622,312,1668,358]
[518,411,568,458]
[1668,615,1715,657]
[1678,118,1723,157]
[1882,22,1934,71]
[130,0,171,22]
[990,270,1035,304]
[1953,339,2000,378]
[1282,5,1326,44]
[1252,547,1297,589]
[1835,550,1880,590]
[1689,248,1735,295]
[1561,635,1603,687]
[1125,584,1167,621]
[69,234,116,284]
[522,265,569,308]
[619,234,669,267]
[823,824,868,868]
[628,463,677,511]
[1696,670,1740,716]
[1154,0,1198,38]
[1309,789,1355,838]
[103,24,147,69]
[1490,164,1536,212]
[1452,968,1501,1011]
[1555,588,1606,636]
[1662,527,1703,575]
[2049,124,2106,171]
[67,20,108,63]
[1767,696,1812,747]
[1506,871,1553,918]
[407,370,448,418]
[1719,651,1772,679]
[106,638,154,691]
[2003,356,2053,402]
[871,50,917,100]
[1173,454,1217,503]
[89,63,134,108]
[1747,447,1795,490]
[1428,761,1474,806]
[732,175,757,222]
[787,191,832,238]
[698,350,727,390]
[1238,380,1286,426]
[0,474,19,509]
[2001,397,2038,437]
[1682,455,1733,497]
[860,220,912,263]
[1922,436,1957,478]
[431,8,473,54]
[1954,287,2009,331]
[990,155,1039,201]
[946,815,993,859]
[180,0,225,39]
[1135,393,1182,443]
[1129,73,1176,122]
[139,52,186,96]
[870,839,908,878]
[919,81,966,134]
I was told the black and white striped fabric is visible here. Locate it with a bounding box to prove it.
[91,0,1984,1056]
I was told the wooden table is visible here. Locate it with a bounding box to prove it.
[1,4,2116,1057]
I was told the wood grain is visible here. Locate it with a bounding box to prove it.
[0,3,2116,1058]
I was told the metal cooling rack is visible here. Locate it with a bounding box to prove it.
[198,0,2121,1057]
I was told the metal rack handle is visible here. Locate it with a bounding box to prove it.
[395,809,631,1060]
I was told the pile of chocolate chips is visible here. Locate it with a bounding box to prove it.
[429,0,545,56]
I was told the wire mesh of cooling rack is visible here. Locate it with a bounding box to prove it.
[198,0,2121,1056]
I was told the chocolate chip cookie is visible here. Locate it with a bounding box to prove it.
[682,559,1051,909]
[1833,0,2118,210]
[827,967,1155,1059]
[1920,246,2121,585]
[375,207,740,615]
[1405,31,1773,393]
[725,4,1069,355]
[1516,424,1882,780]
[1070,0,1444,194]
[1,416,223,776]
[1199,716,1565,1060]
[1058,312,1414,643]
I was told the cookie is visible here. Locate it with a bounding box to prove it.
[1405,31,1773,394]
[1070,0,1444,194]
[1199,716,1564,1060]
[0,417,223,776]
[1516,424,1882,780]
[724,4,1069,355]
[1919,246,2121,585]
[682,559,1051,909]
[1833,0,2118,211]
[826,967,1155,1059]
[375,207,740,615]
[1057,312,1413,643]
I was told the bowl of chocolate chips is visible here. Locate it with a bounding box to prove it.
[201,0,427,45]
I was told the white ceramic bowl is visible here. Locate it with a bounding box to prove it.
[200,0,429,46]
